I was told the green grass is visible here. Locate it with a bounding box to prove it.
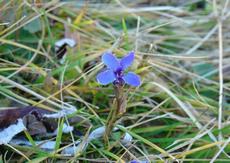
[0,0,230,162]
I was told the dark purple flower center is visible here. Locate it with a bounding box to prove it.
[113,67,124,86]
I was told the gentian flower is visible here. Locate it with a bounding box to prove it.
[96,51,141,87]
[129,160,149,163]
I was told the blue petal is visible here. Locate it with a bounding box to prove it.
[123,72,141,87]
[96,70,116,85]
[120,51,135,70]
[102,52,120,71]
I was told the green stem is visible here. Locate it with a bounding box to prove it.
[103,85,125,145]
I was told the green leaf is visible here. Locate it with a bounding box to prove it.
[55,118,64,151]
[23,19,42,33]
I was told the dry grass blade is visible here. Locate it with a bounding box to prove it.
[0,0,230,162]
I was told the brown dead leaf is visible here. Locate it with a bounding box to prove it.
[0,106,50,129]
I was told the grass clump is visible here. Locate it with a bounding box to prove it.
[0,0,230,162]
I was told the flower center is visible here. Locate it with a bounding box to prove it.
[113,68,124,86]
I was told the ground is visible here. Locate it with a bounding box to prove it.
[0,0,230,162]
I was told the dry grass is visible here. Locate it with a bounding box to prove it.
[0,0,230,162]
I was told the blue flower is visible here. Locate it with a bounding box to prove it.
[96,51,141,87]
[129,161,149,163]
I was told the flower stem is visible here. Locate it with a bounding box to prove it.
[104,85,126,145]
